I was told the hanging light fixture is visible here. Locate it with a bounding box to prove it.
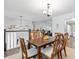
[43,3,52,17]
[43,0,53,17]
[17,16,24,29]
[16,16,28,30]
[7,16,29,30]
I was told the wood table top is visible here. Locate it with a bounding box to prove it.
[29,37,55,47]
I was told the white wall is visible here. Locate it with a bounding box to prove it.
[52,12,75,35]
[5,12,75,33]
[34,20,52,30]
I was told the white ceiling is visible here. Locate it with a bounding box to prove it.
[4,0,75,21]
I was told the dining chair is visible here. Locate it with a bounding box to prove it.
[30,31,43,40]
[55,33,68,57]
[55,33,67,57]
[64,33,69,45]
[19,37,37,59]
[28,31,37,48]
[30,31,37,40]
[62,33,69,57]
[41,34,65,59]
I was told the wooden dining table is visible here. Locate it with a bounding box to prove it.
[28,37,56,59]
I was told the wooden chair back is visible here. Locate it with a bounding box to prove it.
[30,31,37,40]
[19,38,28,59]
[51,34,64,59]
[63,33,69,46]
[30,31,43,40]
[54,34,64,49]
[51,33,68,59]
[64,33,69,40]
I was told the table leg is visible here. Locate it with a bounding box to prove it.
[37,47,42,59]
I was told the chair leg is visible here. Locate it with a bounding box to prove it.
[28,58,31,59]
[57,52,60,59]
[60,50,62,59]
[22,54,24,59]
[51,53,54,59]
[64,47,67,57]
[47,57,50,59]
